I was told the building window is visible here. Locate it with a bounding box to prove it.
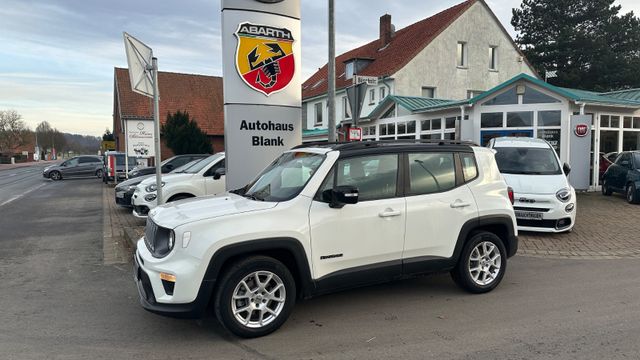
[421,87,436,98]
[314,103,323,126]
[369,89,375,104]
[507,111,534,127]
[522,86,561,104]
[342,96,351,119]
[481,112,503,128]
[538,110,561,126]
[482,87,518,106]
[467,90,482,99]
[345,62,354,80]
[457,42,467,67]
[489,46,498,70]
[380,87,386,100]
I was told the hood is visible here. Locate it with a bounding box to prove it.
[149,193,277,229]
[502,173,570,195]
[139,173,194,186]
[115,175,153,189]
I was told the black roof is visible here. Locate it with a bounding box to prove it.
[294,139,477,154]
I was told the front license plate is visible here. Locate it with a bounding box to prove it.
[515,210,543,220]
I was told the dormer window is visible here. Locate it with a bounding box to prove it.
[343,58,373,80]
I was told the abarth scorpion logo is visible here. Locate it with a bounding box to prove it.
[234,22,295,96]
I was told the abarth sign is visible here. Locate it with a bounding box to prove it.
[234,22,295,96]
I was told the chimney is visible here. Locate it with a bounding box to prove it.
[379,14,393,48]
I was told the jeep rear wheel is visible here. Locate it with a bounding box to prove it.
[215,256,296,338]
[452,231,507,293]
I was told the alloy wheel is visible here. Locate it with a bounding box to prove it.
[231,271,286,329]
[468,241,502,286]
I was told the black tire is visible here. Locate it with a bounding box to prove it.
[627,184,639,204]
[95,169,104,178]
[50,171,62,181]
[214,256,296,338]
[451,231,507,294]
[602,179,612,196]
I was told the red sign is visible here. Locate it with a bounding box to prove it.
[347,128,362,141]
[574,123,589,137]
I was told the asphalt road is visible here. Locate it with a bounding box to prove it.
[0,175,639,359]
[0,163,52,206]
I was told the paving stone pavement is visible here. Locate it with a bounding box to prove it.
[102,185,144,264]
[518,192,640,259]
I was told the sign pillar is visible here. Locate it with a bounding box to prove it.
[568,114,592,191]
[221,0,302,190]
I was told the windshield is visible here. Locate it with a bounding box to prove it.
[240,151,326,202]
[171,158,203,173]
[494,146,562,175]
[183,154,223,174]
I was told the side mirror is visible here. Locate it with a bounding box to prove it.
[620,160,630,168]
[213,168,226,180]
[326,185,359,208]
[61,162,67,167]
[563,163,571,176]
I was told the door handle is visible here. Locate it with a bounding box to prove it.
[450,200,471,208]
[379,208,401,218]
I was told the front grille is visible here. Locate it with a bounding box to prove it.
[144,218,158,253]
[144,218,171,258]
[513,206,550,212]
[517,217,572,230]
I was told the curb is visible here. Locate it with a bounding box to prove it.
[123,227,140,249]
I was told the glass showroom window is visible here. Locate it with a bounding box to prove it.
[420,118,443,140]
[396,121,417,140]
[379,123,396,139]
[362,125,376,141]
[537,110,562,155]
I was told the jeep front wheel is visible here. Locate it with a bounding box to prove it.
[215,256,296,338]
[451,231,507,293]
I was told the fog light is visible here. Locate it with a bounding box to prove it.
[160,272,176,282]
[144,194,157,201]
[565,203,575,212]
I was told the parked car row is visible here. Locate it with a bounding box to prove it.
[601,151,640,204]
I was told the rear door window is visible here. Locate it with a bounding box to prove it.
[407,153,456,195]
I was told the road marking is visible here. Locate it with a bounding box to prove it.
[0,183,47,207]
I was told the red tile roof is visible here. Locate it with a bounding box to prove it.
[302,0,476,100]
[114,68,224,135]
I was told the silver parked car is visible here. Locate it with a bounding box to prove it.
[43,155,103,181]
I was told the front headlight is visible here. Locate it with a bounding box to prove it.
[145,182,165,192]
[556,188,571,202]
[168,230,175,251]
[127,185,137,191]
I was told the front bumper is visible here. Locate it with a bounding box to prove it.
[115,189,134,207]
[133,245,214,319]
[513,192,576,233]
[131,190,157,218]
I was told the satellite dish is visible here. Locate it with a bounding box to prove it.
[123,32,155,98]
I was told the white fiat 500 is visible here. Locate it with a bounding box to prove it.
[488,137,576,233]
[132,153,226,218]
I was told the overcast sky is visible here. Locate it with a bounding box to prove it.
[0,0,638,136]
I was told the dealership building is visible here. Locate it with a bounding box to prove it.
[348,73,640,190]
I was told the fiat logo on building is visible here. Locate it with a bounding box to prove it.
[574,123,588,137]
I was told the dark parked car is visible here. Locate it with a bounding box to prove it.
[127,154,209,178]
[114,158,204,207]
[43,155,103,181]
[602,151,640,204]
[102,151,137,183]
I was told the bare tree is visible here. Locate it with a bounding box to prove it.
[0,109,29,152]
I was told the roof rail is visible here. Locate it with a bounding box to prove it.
[294,139,479,151]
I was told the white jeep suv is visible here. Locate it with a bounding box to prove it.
[132,153,226,218]
[133,141,518,338]
[488,137,576,233]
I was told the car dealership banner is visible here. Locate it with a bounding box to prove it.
[221,0,302,190]
[126,119,155,158]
